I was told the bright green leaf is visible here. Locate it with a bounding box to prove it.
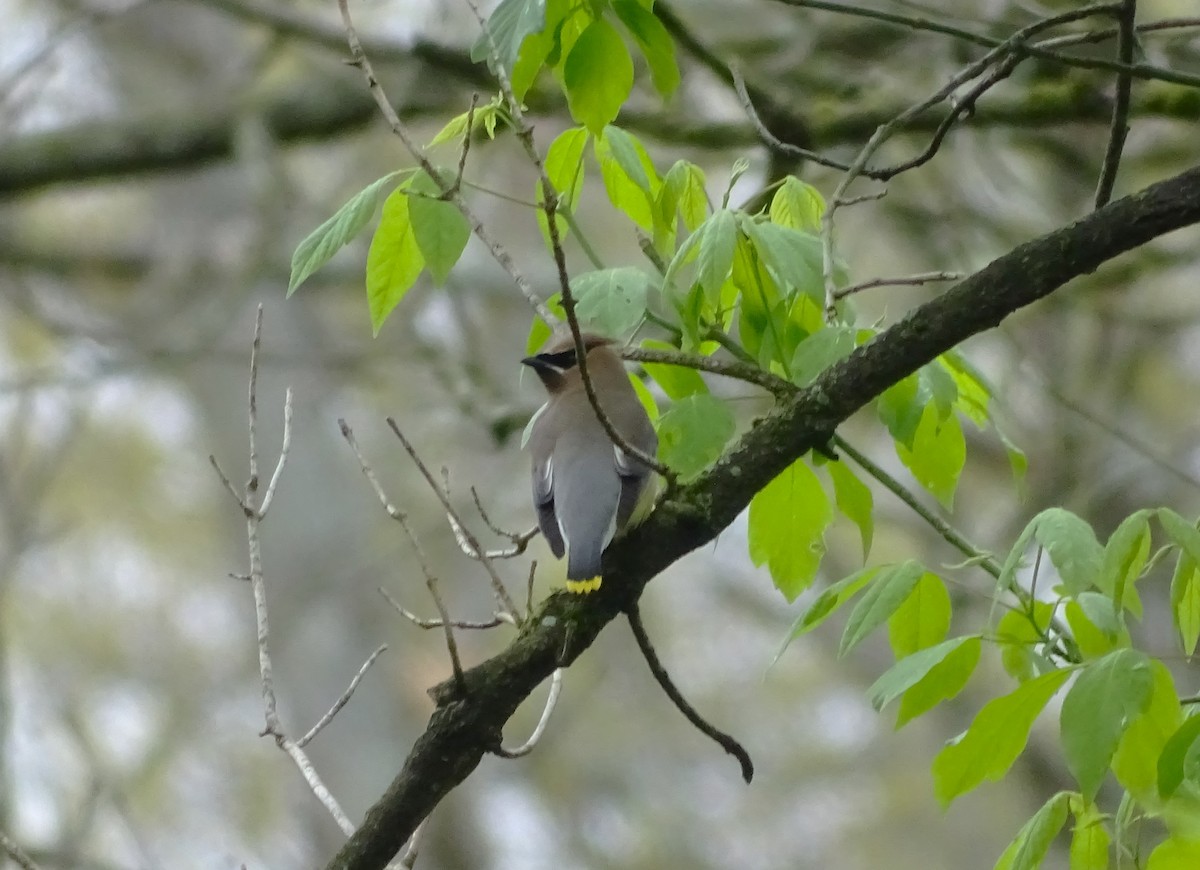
[1060,648,1153,802]
[694,209,737,301]
[407,173,470,285]
[600,124,657,193]
[828,460,873,560]
[1064,592,1125,659]
[1097,509,1151,618]
[896,635,981,727]
[769,176,825,233]
[1001,508,1103,597]
[895,403,966,510]
[1171,553,1200,656]
[995,604,1055,683]
[888,572,952,658]
[923,360,959,419]
[563,18,634,134]
[941,351,991,428]
[780,567,878,650]
[994,792,1071,870]
[868,636,973,712]
[660,160,709,232]
[1113,659,1180,798]
[288,171,404,295]
[839,560,923,657]
[544,126,590,211]
[612,0,680,95]
[639,338,707,399]
[656,393,734,479]
[933,669,1072,806]
[628,372,659,423]
[1159,713,1200,800]
[1069,809,1111,870]
[877,374,922,448]
[1160,508,1200,563]
[428,98,503,148]
[738,216,823,301]
[749,459,833,600]
[572,267,651,336]
[1146,837,1200,870]
[365,189,424,335]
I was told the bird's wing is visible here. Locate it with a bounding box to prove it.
[532,453,565,558]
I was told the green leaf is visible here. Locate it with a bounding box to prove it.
[471,0,548,76]
[601,125,657,193]
[993,792,1071,870]
[888,572,951,658]
[1112,659,1180,798]
[877,374,922,448]
[998,424,1029,496]
[839,560,923,657]
[1171,553,1200,656]
[428,98,503,148]
[1097,509,1151,618]
[922,360,959,418]
[1160,508,1200,562]
[1147,837,1200,870]
[868,636,973,712]
[895,635,980,727]
[594,131,656,231]
[406,173,470,285]
[828,460,873,560]
[895,402,966,509]
[544,126,590,211]
[769,176,825,233]
[933,669,1072,806]
[612,0,680,95]
[660,160,709,233]
[638,338,707,399]
[1064,594,1124,660]
[1069,807,1111,870]
[1001,508,1103,597]
[563,18,634,134]
[941,351,992,428]
[571,267,651,336]
[695,209,738,301]
[748,459,833,601]
[1060,648,1153,802]
[791,325,856,386]
[628,372,659,423]
[780,567,878,649]
[365,189,425,335]
[1159,713,1200,800]
[995,604,1055,683]
[656,393,734,479]
[288,171,403,295]
[738,216,823,301]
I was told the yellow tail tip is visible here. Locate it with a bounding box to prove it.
[565,576,602,594]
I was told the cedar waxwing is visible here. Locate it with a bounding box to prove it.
[522,332,658,594]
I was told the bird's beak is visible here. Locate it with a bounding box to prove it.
[521,355,550,372]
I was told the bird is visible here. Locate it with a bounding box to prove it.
[522,331,658,594]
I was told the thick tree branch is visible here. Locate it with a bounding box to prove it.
[324,162,1200,870]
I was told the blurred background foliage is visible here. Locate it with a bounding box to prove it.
[0,0,1198,867]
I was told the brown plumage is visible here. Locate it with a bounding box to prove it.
[522,333,657,593]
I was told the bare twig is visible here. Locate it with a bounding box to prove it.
[210,306,355,835]
[298,644,389,748]
[625,605,753,783]
[447,94,478,197]
[379,587,509,630]
[335,0,555,324]
[395,511,466,692]
[621,346,794,397]
[493,668,564,758]
[1095,0,1138,208]
[385,418,520,618]
[339,419,405,521]
[833,270,966,300]
[0,831,42,870]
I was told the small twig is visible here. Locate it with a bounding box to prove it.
[0,832,42,870]
[835,189,887,207]
[385,418,520,618]
[339,419,405,520]
[259,387,293,516]
[379,586,509,630]
[621,346,794,397]
[335,0,555,324]
[493,668,564,758]
[730,67,864,176]
[448,94,478,197]
[525,561,537,620]
[395,511,466,692]
[298,644,389,748]
[1095,0,1137,208]
[625,604,753,782]
[211,306,355,835]
[833,270,966,300]
[469,486,539,558]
